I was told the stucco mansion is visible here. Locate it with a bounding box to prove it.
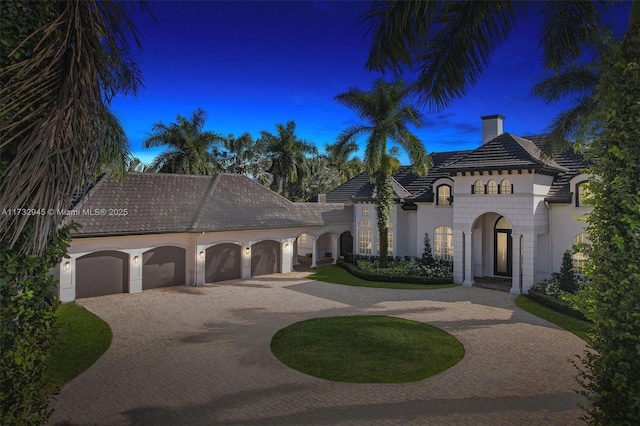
[56,115,591,301]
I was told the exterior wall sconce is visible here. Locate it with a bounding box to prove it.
[199,251,204,259]
[285,243,289,248]
[246,247,250,254]
[64,261,70,271]
[133,255,139,264]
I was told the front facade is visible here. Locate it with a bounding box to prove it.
[326,115,592,294]
[57,115,591,300]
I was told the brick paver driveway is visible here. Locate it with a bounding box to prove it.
[48,272,587,425]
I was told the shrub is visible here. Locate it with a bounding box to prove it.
[421,232,434,265]
[558,250,578,294]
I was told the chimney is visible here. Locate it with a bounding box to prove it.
[317,193,327,203]
[481,114,505,144]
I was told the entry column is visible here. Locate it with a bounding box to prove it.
[463,231,473,286]
[310,235,318,268]
[510,234,522,294]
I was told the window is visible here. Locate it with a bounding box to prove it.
[362,206,369,216]
[298,234,308,247]
[434,226,453,262]
[576,181,590,207]
[500,179,512,194]
[487,180,498,195]
[376,230,394,255]
[495,216,512,230]
[359,219,372,227]
[359,230,372,254]
[572,233,589,273]
[437,184,451,206]
[473,180,484,194]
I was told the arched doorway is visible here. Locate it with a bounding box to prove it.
[142,246,186,289]
[205,243,242,282]
[494,216,512,276]
[76,251,128,298]
[251,240,281,276]
[339,231,353,258]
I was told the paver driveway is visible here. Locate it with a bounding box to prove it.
[48,272,587,425]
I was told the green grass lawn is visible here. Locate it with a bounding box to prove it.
[308,265,457,290]
[515,295,593,341]
[271,315,464,383]
[45,303,112,392]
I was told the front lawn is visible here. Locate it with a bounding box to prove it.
[271,315,464,383]
[308,265,457,290]
[515,295,593,341]
[45,303,112,392]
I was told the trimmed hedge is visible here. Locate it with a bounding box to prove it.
[527,290,589,322]
[336,260,453,285]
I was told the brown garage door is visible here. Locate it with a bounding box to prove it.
[251,240,281,276]
[142,246,186,290]
[205,243,242,282]
[76,251,128,298]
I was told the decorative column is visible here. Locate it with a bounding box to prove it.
[453,229,464,283]
[281,238,295,273]
[59,257,76,302]
[129,251,142,294]
[463,231,473,286]
[331,234,339,264]
[311,235,318,268]
[292,238,299,266]
[196,245,206,285]
[510,234,522,294]
[521,233,536,293]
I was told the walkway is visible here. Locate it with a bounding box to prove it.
[48,272,587,425]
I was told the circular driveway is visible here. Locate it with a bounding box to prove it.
[48,272,587,425]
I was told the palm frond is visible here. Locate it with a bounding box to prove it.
[541,96,596,156]
[537,0,607,71]
[532,65,600,103]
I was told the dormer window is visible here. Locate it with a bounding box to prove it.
[472,180,484,194]
[437,184,452,206]
[487,180,498,195]
[576,181,590,207]
[500,179,512,194]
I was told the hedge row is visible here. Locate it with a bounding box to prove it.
[527,290,589,322]
[336,260,453,285]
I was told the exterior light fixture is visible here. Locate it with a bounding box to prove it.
[246,247,250,254]
[285,243,289,248]
[64,261,70,271]
[199,251,204,259]
[133,255,139,264]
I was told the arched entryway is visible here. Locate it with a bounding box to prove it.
[76,251,128,298]
[339,231,353,258]
[206,243,242,282]
[142,246,186,290]
[251,240,281,276]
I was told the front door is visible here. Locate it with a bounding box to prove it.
[494,229,512,276]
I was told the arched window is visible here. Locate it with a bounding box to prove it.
[434,226,453,262]
[495,216,512,230]
[437,184,451,206]
[359,219,372,227]
[576,181,590,207]
[500,179,512,194]
[572,233,589,273]
[473,180,484,195]
[487,180,498,195]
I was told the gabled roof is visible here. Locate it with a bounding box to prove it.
[69,173,352,237]
[442,133,567,174]
[352,175,412,202]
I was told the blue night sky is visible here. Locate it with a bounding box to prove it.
[111,1,631,165]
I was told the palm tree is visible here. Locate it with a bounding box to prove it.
[287,155,342,201]
[0,0,149,253]
[143,108,224,175]
[335,78,429,267]
[325,140,365,183]
[260,120,318,199]
[219,132,273,186]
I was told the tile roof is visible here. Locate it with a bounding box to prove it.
[324,133,588,204]
[69,173,352,237]
[441,133,567,174]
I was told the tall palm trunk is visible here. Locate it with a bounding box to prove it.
[375,172,393,267]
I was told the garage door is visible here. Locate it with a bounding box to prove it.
[76,251,128,298]
[251,240,281,276]
[142,246,185,290]
[205,243,242,282]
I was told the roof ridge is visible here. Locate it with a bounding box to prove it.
[189,174,220,230]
